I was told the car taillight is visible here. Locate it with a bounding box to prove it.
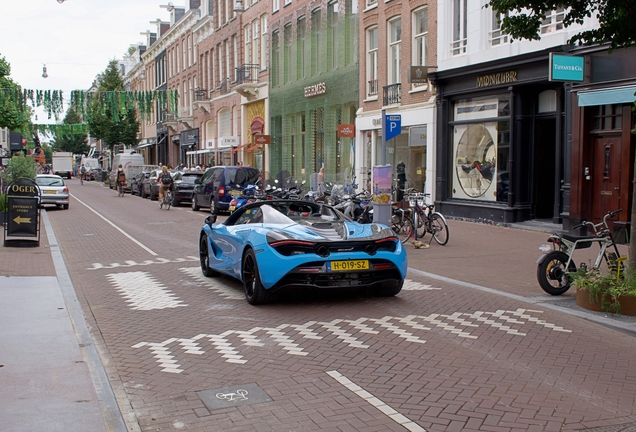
[374,236,398,252]
[269,239,316,256]
[218,186,225,197]
[63,187,69,193]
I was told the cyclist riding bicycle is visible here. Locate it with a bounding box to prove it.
[116,164,126,196]
[157,165,173,208]
[79,164,87,184]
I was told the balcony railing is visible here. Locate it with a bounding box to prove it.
[236,64,259,85]
[383,83,401,106]
[193,88,208,101]
[367,79,378,97]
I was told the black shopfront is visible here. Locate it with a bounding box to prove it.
[430,47,573,225]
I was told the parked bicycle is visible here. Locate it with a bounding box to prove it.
[406,189,449,246]
[536,208,624,295]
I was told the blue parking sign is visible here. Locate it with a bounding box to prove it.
[385,115,401,140]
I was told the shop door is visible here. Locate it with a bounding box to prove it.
[533,118,556,219]
[592,136,622,222]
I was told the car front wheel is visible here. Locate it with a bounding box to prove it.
[192,195,200,211]
[242,249,271,305]
[199,234,218,277]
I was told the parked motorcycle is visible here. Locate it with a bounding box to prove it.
[536,209,623,295]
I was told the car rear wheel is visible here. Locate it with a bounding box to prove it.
[375,279,403,297]
[199,234,218,277]
[210,196,219,215]
[242,249,271,305]
[192,195,200,211]
[62,204,69,210]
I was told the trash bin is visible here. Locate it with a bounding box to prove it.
[373,202,391,226]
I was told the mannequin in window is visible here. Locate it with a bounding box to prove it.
[396,161,406,201]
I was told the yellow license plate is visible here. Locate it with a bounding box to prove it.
[230,190,242,197]
[329,260,369,272]
[44,190,57,194]
[229,205,235,211]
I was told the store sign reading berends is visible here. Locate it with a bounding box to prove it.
[304,82,326,98]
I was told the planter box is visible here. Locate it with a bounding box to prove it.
[576,287,636,316]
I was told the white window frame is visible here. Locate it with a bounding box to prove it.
[253,19,260,67]
[260,15,268,70]
[540,7,566,34]
[412,7,428,88]
[366,26,378,97]
[490,9,509,45]
[273,0,279,13]
[245,25,252,64]
[452,0,467,55]
[387,17,401,85]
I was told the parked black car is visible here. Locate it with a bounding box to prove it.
[191,166,260,214]
[131,171,151,196]
[171,171,204,206]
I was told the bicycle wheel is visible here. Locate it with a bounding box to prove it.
[429,213,449,245]
[414,209,427,239]
[165,193,171,210]
[391,215,413,244]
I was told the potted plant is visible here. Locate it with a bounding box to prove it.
[0,191,6,225]
[571,267,636,315]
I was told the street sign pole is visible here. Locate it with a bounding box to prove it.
[381,109,386,165]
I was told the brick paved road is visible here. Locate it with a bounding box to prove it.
[45,180,636,431]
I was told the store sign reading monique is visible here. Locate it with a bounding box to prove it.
[476,71,517,88]
[304,82,327,97]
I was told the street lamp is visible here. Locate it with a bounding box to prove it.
[42,64,48,78]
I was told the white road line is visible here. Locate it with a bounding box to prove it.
[107,271,187,310]
[72,194,158,256]
[326,370,426,432]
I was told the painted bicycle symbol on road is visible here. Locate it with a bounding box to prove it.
[216,389,248,402]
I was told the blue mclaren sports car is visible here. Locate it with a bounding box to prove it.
[199,200,408,304]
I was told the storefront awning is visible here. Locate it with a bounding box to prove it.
[577,86,636,107]
[186,149,215,155]
[231,142,251,154]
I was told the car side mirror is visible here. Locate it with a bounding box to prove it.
[205,215,217,225]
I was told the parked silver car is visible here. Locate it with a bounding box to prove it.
[35,174,70,209]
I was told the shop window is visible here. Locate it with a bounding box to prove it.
[538,90,557,113]
[452,97,510,202]
[593,104,622,131]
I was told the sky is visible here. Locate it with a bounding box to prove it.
[1,0,173,123]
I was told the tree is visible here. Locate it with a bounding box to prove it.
[87,60,140,154]
[487,1,636,51]
[51,107,89,155]
[0,57,30,130]
[487,0,636,269]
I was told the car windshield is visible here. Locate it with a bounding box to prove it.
[226,167,259,187]
[233,202,340,225]
[178,174,200,184]
[36,177,64,187]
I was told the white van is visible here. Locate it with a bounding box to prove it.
[109,151,145,190]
